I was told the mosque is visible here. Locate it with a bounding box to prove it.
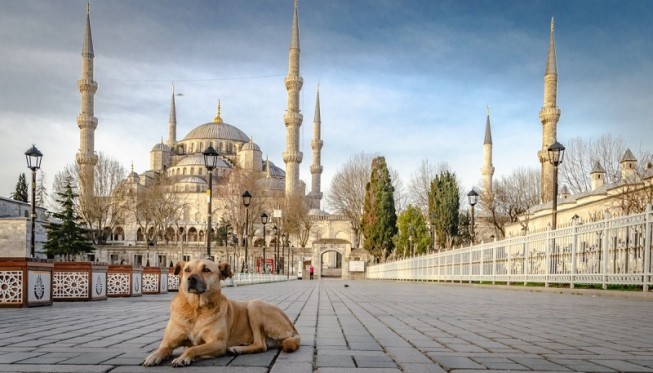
[72,2,358,277]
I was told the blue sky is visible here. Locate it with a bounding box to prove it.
[1,0,652,210]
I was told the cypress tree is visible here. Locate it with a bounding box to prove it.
[361,156,397,261]
[11,173,28,203]
[43,178,95,261]
[429,171,460,249]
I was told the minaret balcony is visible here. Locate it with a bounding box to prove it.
[538,106,560,120]
[284,112,303,125]
[76,152,98,166]
[284,75,303,90]
[310,165,323,174]
[311,139,323,149]
[77,114,98,129]
[283,151,303,163]
[77,79,98,93]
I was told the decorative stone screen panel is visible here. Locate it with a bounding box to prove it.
[53,272,88,298]
[107,273,130,295]
[0,271,23,304]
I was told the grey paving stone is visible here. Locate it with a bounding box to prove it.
[432,356,486,370]
[0,365,114,372]
[316,354,356,368]
[590,359,653,372]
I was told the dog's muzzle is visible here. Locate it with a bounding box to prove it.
[186,274,206,293]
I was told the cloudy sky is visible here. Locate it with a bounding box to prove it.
[1,0,652,211]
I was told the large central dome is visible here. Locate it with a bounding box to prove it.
[182,121,250,143]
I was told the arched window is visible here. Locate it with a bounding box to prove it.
[183,167,187,175]
[198,168,203,175]
[190,167,195,175]
[199,142,204,151]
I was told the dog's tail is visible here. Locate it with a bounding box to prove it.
[281,332,301,353]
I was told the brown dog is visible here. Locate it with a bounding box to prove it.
[143,259,300,367]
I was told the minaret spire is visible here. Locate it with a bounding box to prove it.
[309,84,323,209]
[538,17,561,203]
[167,83,177,147]
[283,0,304,198]
[481,106,495,199]
[214,100,223,123]
[77,2,99,203]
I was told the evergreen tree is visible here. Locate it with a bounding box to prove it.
[43,178,95,261]
[428,170,460,249]
[11,173,28,203]
[361,156,397,261]
[393,205,431,257]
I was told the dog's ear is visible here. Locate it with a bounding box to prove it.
[218,262,233,279]
[174,261,186,276]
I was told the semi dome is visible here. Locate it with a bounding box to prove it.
[151,142,170,152]
[182,122,250,143]
[179,176,207,184]
[241,141,261,152]
[176,154,230,169]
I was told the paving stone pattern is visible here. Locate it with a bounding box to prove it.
[0,280,652,372]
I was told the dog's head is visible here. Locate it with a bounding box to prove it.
[174,259,233,295]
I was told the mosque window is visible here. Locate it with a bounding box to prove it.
[190,167,195,175]
[219,142,224,153]
[190,143,195,153]
[183,168,187,175]
[198,168,203,175]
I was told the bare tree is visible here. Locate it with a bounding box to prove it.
[52,153,127,244]
[325,152,374,248]
[215,168,269,251]
[482,167,540,236]
[389,168,407,213]
[408,159,450,215]
[559,134,629,194]
[283,193,313,249]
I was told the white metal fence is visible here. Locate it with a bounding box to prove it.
[367,206,653,292]
[224,273,291,287]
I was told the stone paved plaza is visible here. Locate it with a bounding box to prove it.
[0,279,652,372]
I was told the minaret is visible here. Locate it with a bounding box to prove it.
[167,84,177,148]
[283,0,303,198]
[538,17,561,203]
[76,2,98,201]
[309,85,323,209]
[481,106,495,199]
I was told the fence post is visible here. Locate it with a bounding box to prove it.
[602,212,610,290]
[469,246,473,284]
[524,241,528,286]
[545,226,552,287]
[571,218,578,289]
[492,244,497,285]
[644,204,651,292]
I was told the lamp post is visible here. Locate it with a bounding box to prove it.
[241,191,252,272]
[261,212,268,274]
[272,225,279,274]
[467,189,479,244]
[203,146,219,260]
[408,226,415,257]
[547,141,566,230]
[283,232,288,277]
[25,145,43,258]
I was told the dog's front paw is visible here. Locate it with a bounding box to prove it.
[171,354,194,367]
[143,350,167,366]
[227,346,242,355]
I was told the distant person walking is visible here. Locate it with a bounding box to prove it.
[309,265,314,280]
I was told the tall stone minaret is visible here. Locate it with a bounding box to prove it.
[309,85,323,209]
[481,106,495,199]
[167,84,177,148]
[76,2,98,201]
[283,0,303,198]
[538,17,561,203]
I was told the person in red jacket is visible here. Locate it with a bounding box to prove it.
[309,265,314,280]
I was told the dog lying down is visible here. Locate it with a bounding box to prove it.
[143,259,300,367]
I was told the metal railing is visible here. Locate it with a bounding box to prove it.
[367,206,653,292]
[223,273,290,287]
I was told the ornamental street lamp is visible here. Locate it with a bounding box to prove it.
[272,225,279,274]
[261,212,268,274]
[25,145,42,258]
[203,146,219,260]
[547,141,566,230]
[241,191,252,272]
[283,232,288,277]
[467,189,479,244]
